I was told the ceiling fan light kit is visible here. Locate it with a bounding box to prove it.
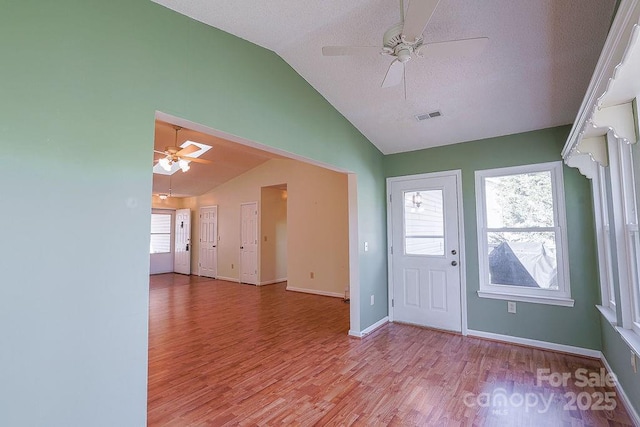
[154,125,211,173]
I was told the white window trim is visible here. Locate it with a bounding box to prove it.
[607,132,640,339]
[593,165,617,323]
[475,161,573,307]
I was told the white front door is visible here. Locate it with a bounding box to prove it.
[389,173,462,332]
[199,206,218,278]
[240,202,258,284]
[174,208,191,275]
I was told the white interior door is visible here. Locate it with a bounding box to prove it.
[174,208,191,275]
[240,202,258,284]
[389,173,462,332]
[199,206,218,278]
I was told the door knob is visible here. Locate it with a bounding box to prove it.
[451,261,458,266]
[240,246,244,249]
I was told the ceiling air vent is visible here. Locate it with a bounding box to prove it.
[415,110,442,121]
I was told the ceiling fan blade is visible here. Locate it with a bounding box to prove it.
[180,156,211,164]
[175,145,199,157]
[402,0,441,43]
[153,150,167,155]
[322,46,381,56]
[418,37,489,59]
[381,60,404,88]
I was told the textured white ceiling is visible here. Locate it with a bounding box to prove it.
[151,0,617,154]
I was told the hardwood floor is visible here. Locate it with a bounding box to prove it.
[148,274,633,426]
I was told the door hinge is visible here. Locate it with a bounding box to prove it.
[390,245,393,254]
[392,299,394,307]
[389,194,392,203]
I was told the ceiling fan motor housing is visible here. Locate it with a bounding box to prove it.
[383,22,423,61]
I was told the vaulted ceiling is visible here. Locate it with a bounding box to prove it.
[151,0,617,154]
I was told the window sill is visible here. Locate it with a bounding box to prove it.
[596,305,617,326]
[616,327,640,357]
[477,290,575,307]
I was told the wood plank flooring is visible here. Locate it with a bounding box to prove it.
[147,274,634,426]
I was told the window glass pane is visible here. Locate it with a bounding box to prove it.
[406,237,444,255]
[630,231,640,321]
[603,169,616,307]
[404,190,444,255]
[485,171,554,228]
[150,234,171,254]
[487,231,558,289]
[151,214,171,234]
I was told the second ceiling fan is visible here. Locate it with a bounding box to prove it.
[154,126,211,173]
[322,0,488,91]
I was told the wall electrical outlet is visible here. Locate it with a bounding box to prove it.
[364,242,369,252]
[310,272,314,279]
[231,263,234,269]
[370,295,375,305]
[507,301,517,314]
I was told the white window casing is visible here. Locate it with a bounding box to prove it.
[475,161,573,307]
[607,132,640,336]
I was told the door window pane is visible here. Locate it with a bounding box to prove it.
[404,190,444,255]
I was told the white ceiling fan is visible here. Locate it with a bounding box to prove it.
[322,0,488,93]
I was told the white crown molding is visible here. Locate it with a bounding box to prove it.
[563,0,640,176]
[593,102,637,145]
[565,153,598,180]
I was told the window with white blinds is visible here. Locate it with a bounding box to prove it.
[150,213,171,254]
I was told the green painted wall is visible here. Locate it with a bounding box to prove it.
[601,322,640,418]
[385,126,602,350]
[0,1,385,426]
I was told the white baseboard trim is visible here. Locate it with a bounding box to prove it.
[285,286,343,299]
[349,317,389,338]
[601,354,640,426]
[216,276,240,283]
[259,278,287,286]
[466,329,602,359]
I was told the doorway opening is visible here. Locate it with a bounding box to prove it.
[149,111,360,332]
[260,184,288,285]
